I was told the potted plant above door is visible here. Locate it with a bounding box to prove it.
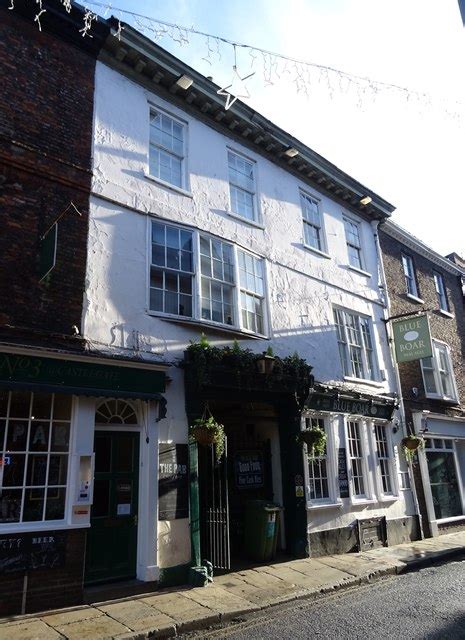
[256,346,276,375]
[299,426,327,458]
[190,412,226,460]
[401,434,425,462]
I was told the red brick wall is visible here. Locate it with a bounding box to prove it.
[0,7,97,344]
[0,529,87,616]
[379,228,465,421]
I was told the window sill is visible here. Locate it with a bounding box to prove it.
[143,172,193,198]
[306,500,343,510]
[438,309,454,318]
[376,494,400,503]
[302,244,331,260]
[347,265,372,278]
[146,311,268,340]
[343,376,385,389]
[350,498,377,507]
[226,210,265,230]
[436,515,465,525]
[424,393,459,404]
[406,293,425,304]
[0,521,90,534]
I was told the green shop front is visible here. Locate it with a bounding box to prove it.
[183,345,314,575]
[0,349,167,616]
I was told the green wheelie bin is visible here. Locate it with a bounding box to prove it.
[244,500,282,562]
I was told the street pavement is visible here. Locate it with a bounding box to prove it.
[0,531,464,639]
[188,557,465,639]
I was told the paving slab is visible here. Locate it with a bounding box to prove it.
[41,606,104,627]
[53,614,129,640]
[314,554,397,578]
[181,584,258,617]
[0,619,63,640]
[98,600,176,633]
[140,590,218,628]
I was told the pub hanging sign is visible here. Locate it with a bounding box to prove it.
[391,314,433,363]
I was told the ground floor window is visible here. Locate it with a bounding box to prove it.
[304,417,330,501]
[425,438,463,520]
[0,390,71,524]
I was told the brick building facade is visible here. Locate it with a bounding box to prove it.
[379,220,465,538]
[0,1,108,615]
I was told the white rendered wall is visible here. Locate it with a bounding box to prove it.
[84,62,413,564]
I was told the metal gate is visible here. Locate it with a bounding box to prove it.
[198,437,230,570]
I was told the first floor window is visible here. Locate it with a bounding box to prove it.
[402,254,419,297]
[150,220,267,335]
[228,150,256,221]
[373,423,394,495]
[347,420,367,498]
[334,308,377,381]
[149,109,185,188]
[0,390,71,524]
[301,192,324,251]
[425,438,463,520]
[433,271,449,312]
[420,340,458,402]
[305,417,329,501]
[343,217,364,270]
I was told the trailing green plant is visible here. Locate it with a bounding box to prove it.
[189,415,226,460]
[298,426,327,459]
[401,434,425,462]
[266,345,274,357]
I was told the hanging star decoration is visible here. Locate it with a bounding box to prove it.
[217,65,255,110]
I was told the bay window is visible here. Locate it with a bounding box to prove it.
[0,390,71,524]
[373,423,395,497]
[347,420,368,499]
[150,220,267,335]
[420,340,458,402]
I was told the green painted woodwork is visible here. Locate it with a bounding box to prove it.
[85,431,140,584]
[0,352,165,395]
[189,441,201,568]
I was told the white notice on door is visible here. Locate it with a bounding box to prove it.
[117,503,131,515]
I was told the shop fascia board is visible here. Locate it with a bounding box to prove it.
[101,20,395,222]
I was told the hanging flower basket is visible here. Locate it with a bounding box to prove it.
[189,414,226,460]
[298,427,327,458]
[401,434,425,462]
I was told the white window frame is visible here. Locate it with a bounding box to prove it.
[433,271,450,313]
[148,106,187,191]
[0,390,73,531]
[300,191,327,254]
[370,421,399,500]
[345,418,374,504]
[302,414,340,508]
[333,307,379,382]
[423,437,465,523]
[343,215,365,271]
[227,148,259,223]
[420,339,458,402]
[148,218,268,337]
[401,253,419,298]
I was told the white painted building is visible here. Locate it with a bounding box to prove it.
[80,22,417,586]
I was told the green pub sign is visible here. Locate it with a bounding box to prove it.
[392,314,432,363]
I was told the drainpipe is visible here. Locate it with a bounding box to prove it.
[372,219,424,540]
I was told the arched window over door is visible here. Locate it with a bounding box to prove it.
[95,399,138,424]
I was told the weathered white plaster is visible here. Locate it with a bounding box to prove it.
[84,61,414,568]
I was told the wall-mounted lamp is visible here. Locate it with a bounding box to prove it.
[176,74,194,90]
[359,195,372,206]
[284,147,299,158]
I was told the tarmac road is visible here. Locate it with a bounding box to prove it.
[182,557,465,639]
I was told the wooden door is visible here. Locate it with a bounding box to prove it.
[85,431,139,584]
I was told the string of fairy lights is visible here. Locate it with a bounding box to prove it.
[7,0,464,118]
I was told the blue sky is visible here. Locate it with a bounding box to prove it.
[88,0,465,256]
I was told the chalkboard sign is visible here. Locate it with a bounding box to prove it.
[235,451,264,489]
[0,531,66,574]
[158,444,189,520]
[338,448,350,498]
